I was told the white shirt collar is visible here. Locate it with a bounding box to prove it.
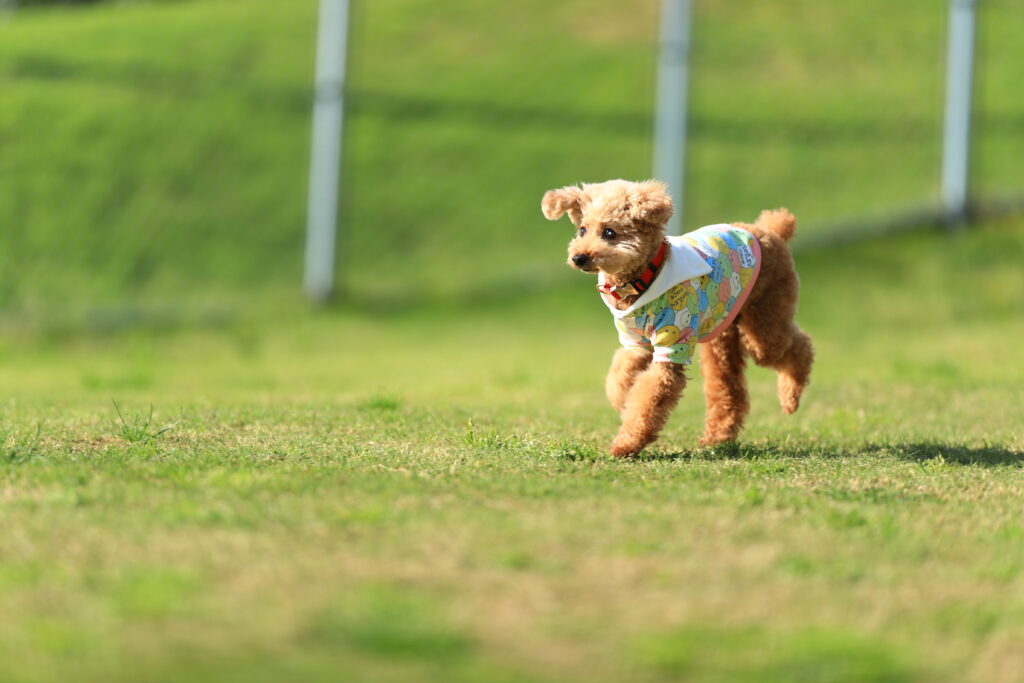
[598,233,713,319]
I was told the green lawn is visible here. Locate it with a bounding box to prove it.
[2,0,1023,317]
[2,215,1023,682]
[3,1,1024,680]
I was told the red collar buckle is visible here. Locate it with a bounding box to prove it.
[597,240,667,301]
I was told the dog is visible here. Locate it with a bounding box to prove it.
[541,179,814,456]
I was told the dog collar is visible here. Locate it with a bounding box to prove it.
[597,240,668,301]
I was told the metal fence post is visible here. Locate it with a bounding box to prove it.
[653,0,692,235]
[941,0,976,224]
[304,0,350,302]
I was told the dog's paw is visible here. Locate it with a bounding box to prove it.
[779,390,801,415]
[778,373,807,415]
[609,443,639,457]
[610,434,645,457]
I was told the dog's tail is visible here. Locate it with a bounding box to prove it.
[755,208,797,242]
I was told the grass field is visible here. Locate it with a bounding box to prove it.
[2,0,1023,318]
[3,1,1024,681]
[2,214,1023,682]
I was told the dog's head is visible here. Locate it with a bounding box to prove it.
[541,179,674,279]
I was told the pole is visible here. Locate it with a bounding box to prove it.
[941,0,976,225]
[653,0,692,235]
[304,0,350,302]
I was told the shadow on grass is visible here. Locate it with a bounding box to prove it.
[635,441,1024,467]
[862,442,1024,467]
[635,442,827,463]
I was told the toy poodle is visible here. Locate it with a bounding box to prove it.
[541,179,814,456]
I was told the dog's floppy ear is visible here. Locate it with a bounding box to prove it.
[541,185,584,223]
[626,180,674,225]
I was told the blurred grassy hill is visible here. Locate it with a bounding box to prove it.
[1,0,1022,325]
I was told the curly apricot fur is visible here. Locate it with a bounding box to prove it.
[542,182,814,456]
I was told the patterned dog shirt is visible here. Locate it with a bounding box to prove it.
[599,224,762,365]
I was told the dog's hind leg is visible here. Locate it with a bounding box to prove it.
[772,327,814,414]
[698,324,750,445]
[605,347,653,412]
[739,303,814,415]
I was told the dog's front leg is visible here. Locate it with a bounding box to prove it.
[610,362,687,457]
[605,347,653,412]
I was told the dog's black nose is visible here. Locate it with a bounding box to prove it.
[572,253,590,267]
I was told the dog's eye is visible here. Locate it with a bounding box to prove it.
[601,228,617,240]
[578,227,587,237]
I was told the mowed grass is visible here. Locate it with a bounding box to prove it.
[2,216,1023,682]
[2,2,1024,680]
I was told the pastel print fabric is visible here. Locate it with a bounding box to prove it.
[614,226,762,364]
